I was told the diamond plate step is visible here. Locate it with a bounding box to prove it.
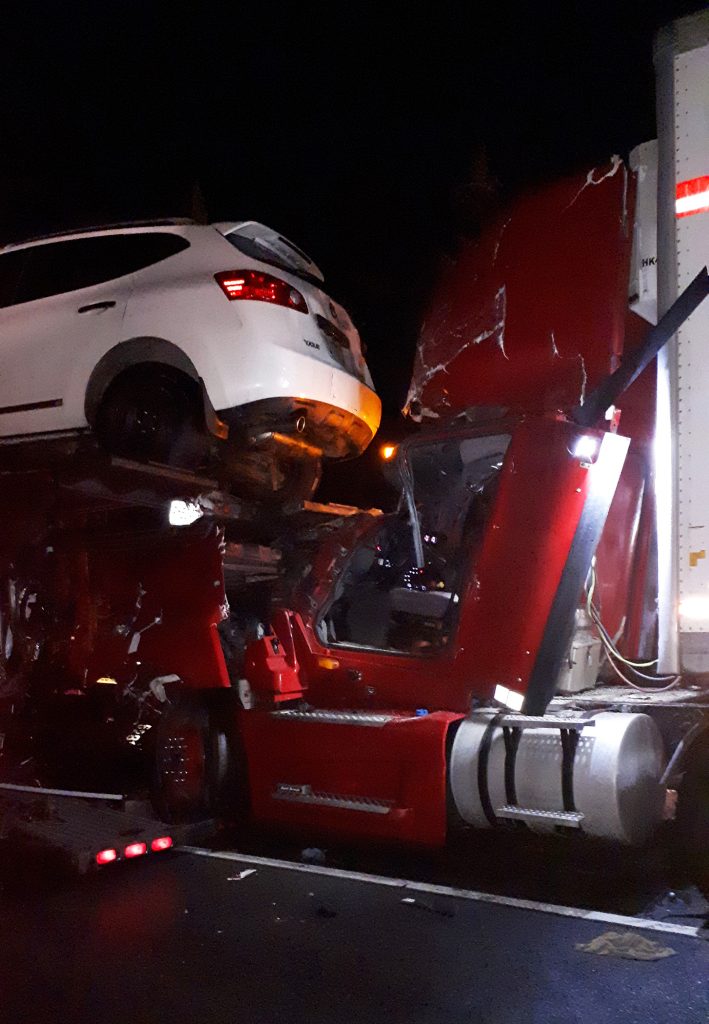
[271,709,398,727]
[495,805,585,827]
[273,783,394,815]
[498,715,595,730]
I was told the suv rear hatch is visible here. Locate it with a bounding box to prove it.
[214,221,370,384]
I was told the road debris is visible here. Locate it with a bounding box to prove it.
[576,931,676,961]
[401,896,455,918]
[227,869,257,881]
[316,905,337,919]
[301,847,327,864]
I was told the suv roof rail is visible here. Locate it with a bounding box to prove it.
[3,218,197,249]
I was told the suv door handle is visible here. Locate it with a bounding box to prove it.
[77,300,116,313]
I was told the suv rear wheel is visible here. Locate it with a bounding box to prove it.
[95,366,205,467]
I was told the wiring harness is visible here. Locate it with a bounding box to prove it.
[586,566,680,692]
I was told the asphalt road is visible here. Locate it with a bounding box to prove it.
[209,821,709,920]
[1,847,707,1024]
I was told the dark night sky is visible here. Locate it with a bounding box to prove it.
[1,0,701,444]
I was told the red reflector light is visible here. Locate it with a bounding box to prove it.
[676,176,709,218]
[151,836,173,852]
[215,269,307,313]
[124,842,147,859]
[95,848,118,865]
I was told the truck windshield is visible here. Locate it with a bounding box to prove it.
[318,432,510,654]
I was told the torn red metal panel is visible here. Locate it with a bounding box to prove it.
[406,158,635,420]
[4,523,231,702]
[84,526,230,690]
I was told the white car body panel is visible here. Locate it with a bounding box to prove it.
[0,270,129,436]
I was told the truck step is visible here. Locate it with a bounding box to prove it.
[271,709,398,727]
[273,783,394,815]
[495,805,585,827]
[498,715,595,730]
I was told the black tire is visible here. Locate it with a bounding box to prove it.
[95,366,204,467]
[152,692,241,824]
[675,741,709,891]
[270,453,322,506]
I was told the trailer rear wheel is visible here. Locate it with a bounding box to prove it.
[152,693,239,824]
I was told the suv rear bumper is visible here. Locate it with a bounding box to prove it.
[219,390,380,459]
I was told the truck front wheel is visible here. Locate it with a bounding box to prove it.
[152,692,240,824]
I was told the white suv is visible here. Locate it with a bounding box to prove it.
[0,219,381,499]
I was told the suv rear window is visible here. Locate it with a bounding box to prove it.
[4,233,190,306]
[224,232,323,288]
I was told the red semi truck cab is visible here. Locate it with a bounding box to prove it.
[195,10,709,852]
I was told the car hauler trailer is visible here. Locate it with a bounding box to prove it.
[0,781,181,874]
[0,447,248,869]
[0,440,373,867]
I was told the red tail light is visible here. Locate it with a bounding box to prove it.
[124,842,147,858]
[96,848,118,865]
[215,269,308,313]
[151,836,173,852]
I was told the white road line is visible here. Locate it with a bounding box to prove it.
[179,846,701,939]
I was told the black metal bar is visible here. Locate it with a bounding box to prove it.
[523,432,629,715]
[559,729,578,812]
[571,266,709,427]
[477,714,504,827]
[502,726,521,806]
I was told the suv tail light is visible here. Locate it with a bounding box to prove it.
[215,269,308,313]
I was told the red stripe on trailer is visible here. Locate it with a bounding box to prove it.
[676,176,709,217]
